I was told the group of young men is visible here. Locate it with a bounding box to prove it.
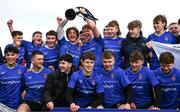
[0,12,180,111]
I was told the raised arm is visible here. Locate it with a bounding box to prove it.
[56,17,68,40]
[85,18,100,38]
[79,8,100,38]
[7,19,14,34]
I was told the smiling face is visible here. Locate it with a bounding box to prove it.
[13,34,23,46]
[153,15,167,34]
[130,60,144,72]
[83,28,93,41]
[153,21,166,33]
[128,27,141,38]
[102,57,115,71]
[81,59,95,74]
[160,63,173,74]
[168,23,179,36]
[32,54,44,69]
[59,60,72,73]
[5,52,18,66]
[103,26,110,37]
[32,33,43,46]
[67,29,78,43]
[46,35,57,48]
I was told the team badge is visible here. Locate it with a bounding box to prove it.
[92,80,96,85]
[138,74,142,79]
[17,69,22,75]
[165,36,169,41]
[118,41,122,45]
[171,75,176,81]
[44,74,48,79]
[111,73,114,78]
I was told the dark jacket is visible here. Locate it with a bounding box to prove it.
[121,34,149,69]
[175,35,180,44]
[0,47,4,64]
[43,69,74,107]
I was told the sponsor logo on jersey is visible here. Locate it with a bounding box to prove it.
[28,76,32,79]
[1,71,5,74]
[171,75,176,81]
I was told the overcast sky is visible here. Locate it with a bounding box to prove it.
[0,0,179,53]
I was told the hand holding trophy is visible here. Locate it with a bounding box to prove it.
[65,6,98,21]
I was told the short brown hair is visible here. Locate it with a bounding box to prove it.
[11,31,23,38]
[46,30,57,39]
[108,20,121,35]
[82,24,93,31]
[127,20,142,29]
[32,31,42,37]
[159,52,174,64]
[153,15,167,30]
[102,51,114,60]
[129,50,144,62]
[81,52,96,61]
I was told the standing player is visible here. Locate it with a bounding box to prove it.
[121,20,149,69]
[124,50,161,109]
[57,17,83,70]
[17,51,52,112]
[66,52,104,112]
[168,22,179,37]
[7,19,43,68]
[39,30,59,71]
[0,46,26,111]
[5,31,25,65]
[146,15,176,70]
[81,18,103,71]
[103,20,124,68]
[154,52,180,109]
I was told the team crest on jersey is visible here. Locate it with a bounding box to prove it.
[92,80,96,85]
[171,75,176,81]
[138,74,142,79]
[165,36,169,41]
[118,41,122,45]
[17,69,22,75]
[111,73,114,78]
[43,74,48,79]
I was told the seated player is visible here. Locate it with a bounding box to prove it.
[154,52,180,109]
[0,46,26,111]
[17,51,52,112]
[99,51,133,109]
[124,50,161,110]
[66,52,104,112]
